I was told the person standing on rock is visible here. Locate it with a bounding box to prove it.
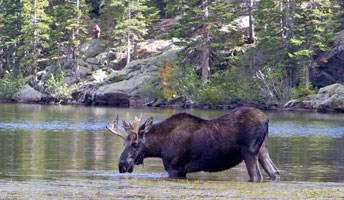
[92,22,101,39]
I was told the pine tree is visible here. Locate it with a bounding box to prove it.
[162,0,188,17]
[0,0,23,74]
[48,0,89,65]
[17,0,51,74]
[252,0,337,100]
[288,0,337,87]
[170,0,239,84]
[110,0,157,64]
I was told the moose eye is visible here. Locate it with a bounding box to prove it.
[131,142,139,147]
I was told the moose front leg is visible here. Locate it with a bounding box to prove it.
[167,168,186,178]
[163,158,187,178]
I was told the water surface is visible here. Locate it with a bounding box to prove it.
[0,103,344,199]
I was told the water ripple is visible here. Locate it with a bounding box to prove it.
[1,120,343,138]
[0,120,108,132]
[270,122,344,138]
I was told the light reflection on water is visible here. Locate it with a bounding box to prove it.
[0,103,344,183]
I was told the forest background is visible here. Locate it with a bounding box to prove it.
[0,0,343,107]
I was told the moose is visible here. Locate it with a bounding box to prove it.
[106,107,280,182]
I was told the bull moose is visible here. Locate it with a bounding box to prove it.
[106,107,280,182]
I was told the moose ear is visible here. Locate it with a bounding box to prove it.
[144,117,153,133]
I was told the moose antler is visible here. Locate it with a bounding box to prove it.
[106,115,125,140]
[132,114,142,133]
[122,114,142,135]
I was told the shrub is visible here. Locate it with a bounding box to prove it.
[45,71,71,100]
[291,84,318,99]
[198,84,221,105]
[166,63,201,101]
[161,61,177,100]
[0,71,25,99]
[142,77,164,101]
[253,65,292,102]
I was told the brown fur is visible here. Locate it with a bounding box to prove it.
[118,107,280,182]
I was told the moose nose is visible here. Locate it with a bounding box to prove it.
[119,161,128,173]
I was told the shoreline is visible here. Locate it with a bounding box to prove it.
[0,100,339,113]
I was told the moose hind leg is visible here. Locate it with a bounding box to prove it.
[244,153,263,182]
[258,140,280,181]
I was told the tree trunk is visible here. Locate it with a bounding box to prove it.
[127,32,131,64]
[33,0,38,73]
[127,1,132,64]
[201,0,210,84]
[247,0,255,44]
[106,0,114,70]
[305,61,311,88]
[290,0,295,37]
[281,0,290,48]
[201,44,210,84]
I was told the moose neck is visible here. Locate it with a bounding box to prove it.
[143,124,167,158]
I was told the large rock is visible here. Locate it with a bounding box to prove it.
[94,75,151,106]
[93,46,180,106]
[11,85,42,103]
[136,39,174,59]
[311,30,344,88]
[78,39,106,58]
[284,83,344,112]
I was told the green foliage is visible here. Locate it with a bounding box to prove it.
[104,0,158,63]
[0,71,25,99]
[198,85,222,105]
[48,0,90,66]
[209,67,265,103]
[292,84,318,100]
[142,77,164,101]
[17,0,52,74]
[166,63,201,101]
[162,63,265,105]
[45,71,71,100]
[289,0,337,60]
[253,65,291,102]
[169,0,241,83]
[0,0,342,106]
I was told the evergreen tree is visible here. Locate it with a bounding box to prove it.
[108,0,157,64]
[288,0,337,87]
[48,0,89,64]
[170,0,240,83]
[163,0,188,17]
[17,0,51,74]
[0,0,23,74]
[253,0,337,100]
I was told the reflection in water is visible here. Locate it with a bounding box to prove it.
[0,103,344,183]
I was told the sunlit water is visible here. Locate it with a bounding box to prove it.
[0,103,344,199]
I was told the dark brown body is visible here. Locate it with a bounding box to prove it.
[118,107,280,181]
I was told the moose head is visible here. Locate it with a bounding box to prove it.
[106,115,153,173]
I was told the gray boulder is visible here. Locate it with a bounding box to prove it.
[78,39,106,58]
[68,39,181,106]
[93,46,180,106]
[284,83,344,112]
[11,85,42,103]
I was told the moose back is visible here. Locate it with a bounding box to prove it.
[106,107,280,182]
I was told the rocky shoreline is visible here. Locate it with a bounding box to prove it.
[4,30,344,113]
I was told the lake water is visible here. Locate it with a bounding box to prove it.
[0,103,343,199]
